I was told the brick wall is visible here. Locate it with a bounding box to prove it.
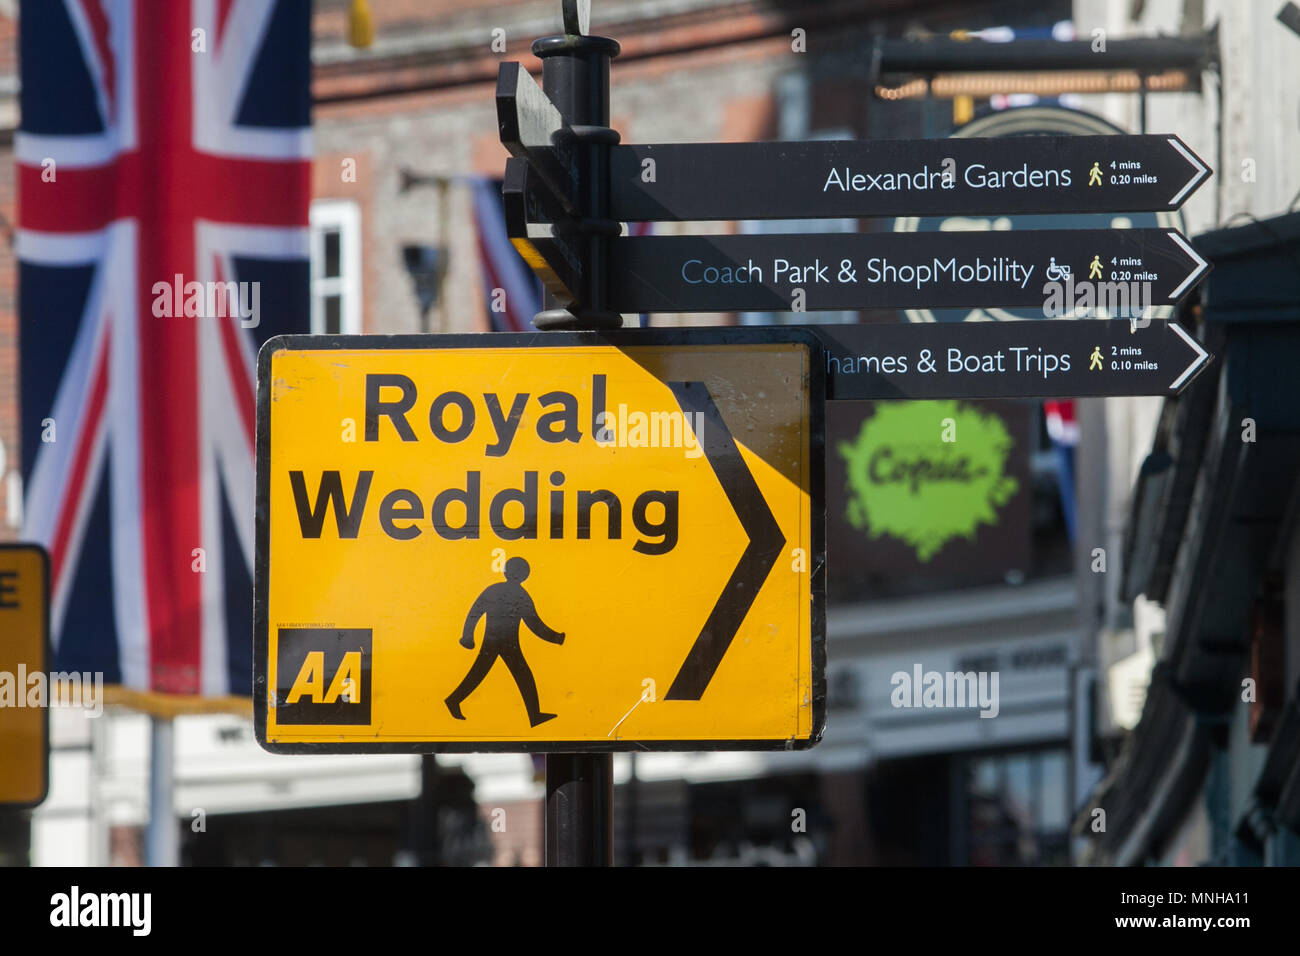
[0,11,14,75]
[0,145,13,534]
[0,6,15,540]
[315,0,545,45]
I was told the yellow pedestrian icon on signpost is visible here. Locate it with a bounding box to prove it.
[1089,162,1103,186]
[1089,255,1104,280]
[1090,346,1105,371]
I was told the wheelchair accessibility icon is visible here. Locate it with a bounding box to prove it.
[1046,257,1072,281]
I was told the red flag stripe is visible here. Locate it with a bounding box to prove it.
[133,4,202,694]
[18,157,310,234]
[50,324,112,596]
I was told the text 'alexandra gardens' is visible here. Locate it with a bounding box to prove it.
[285,373,706,555]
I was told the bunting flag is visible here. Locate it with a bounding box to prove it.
[471,176,654,330]
[1043,399,1079,543]
[472,176,542,332]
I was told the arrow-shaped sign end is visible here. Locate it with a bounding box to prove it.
[1166,136,1212,207]
[1168,322,1210,391]
[1166,230,1211,301]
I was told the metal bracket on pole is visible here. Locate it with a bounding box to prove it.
[530,25,622,331]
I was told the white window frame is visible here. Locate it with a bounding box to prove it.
[309,199,363,335]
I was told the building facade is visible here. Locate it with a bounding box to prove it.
[1071,0,1300,865]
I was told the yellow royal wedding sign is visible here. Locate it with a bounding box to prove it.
[254,329,824,752]
[0,543,50,806]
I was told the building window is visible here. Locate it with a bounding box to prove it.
[310,200,362,334]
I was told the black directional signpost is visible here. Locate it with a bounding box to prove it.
[608,135,1211,221]
[819,318,1210,400]
[502,156,582,306]
[488,0,1214,868]
[603,228,1209,313]
[496,62,582,218]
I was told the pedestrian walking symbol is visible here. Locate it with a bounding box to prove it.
[1090,346,1105,370]
[1089,162,1103,186]
[1089,255,1104,279]
[445,557,566,727]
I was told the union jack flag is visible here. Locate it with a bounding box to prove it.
[17,0,311,701]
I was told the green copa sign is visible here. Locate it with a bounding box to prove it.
[838,401,1019,561]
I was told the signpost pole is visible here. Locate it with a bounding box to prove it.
[145,717,178,867]
[534,5,618,865]
[530,16,621,331]
[545,753,614,866]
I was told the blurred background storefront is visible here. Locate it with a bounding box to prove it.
[2,0,1298,866]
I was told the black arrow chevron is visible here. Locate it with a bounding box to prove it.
[664,381,786,701]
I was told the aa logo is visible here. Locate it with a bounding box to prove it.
[276,628,372,725]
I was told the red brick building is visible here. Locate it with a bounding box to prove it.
[0,6,17,540]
